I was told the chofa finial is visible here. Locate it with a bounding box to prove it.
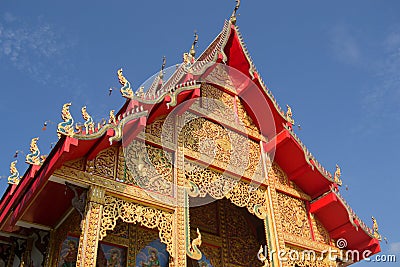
[117,68,134,98]
[285,104,294,124]
[371,216,381,240]
[57,103,75,139]
[25,137,44,165]
[230,0,241,25]
[190,31,199,58]
[334,164,343,186]
[8,160,20,185]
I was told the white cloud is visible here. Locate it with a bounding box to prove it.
[0,12,76,85]
[389,242,400,255]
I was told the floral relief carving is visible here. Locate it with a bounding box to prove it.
[99,195,174,256]
[277,192,311,239]
[123,140,173,195]
[145,115,174,145]
[86,147,117,179]
[311,215,331,245]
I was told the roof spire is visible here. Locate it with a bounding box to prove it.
[189,31,198,58]
[160,56,166,78]
[230,0,241,25]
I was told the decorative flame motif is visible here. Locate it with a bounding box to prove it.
[25,137,43,165]
[187,228,202,260]
[190,31,198,58]
[81,106,95,133]
[109,110,116,124]
[8,160,20,185]
[117,68,134,98]
[230,0,241,25]
[286,104,294,124]
[372,216,381,240]
[334,164,343,186]
[57,103,75,138]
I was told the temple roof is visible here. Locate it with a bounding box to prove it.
[0,17,380,261]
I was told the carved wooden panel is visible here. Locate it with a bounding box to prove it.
[223,200,261,266]
[310,215,331,245]
[86,146,118,179]
[277,192,311,239]
[190,201,219,235]
[201,84,235,123]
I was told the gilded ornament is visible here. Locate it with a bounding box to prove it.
[25,137,44,165]
[372,216,381,240]
[117,68,134,98]
[229,0,240,25]
[187,228,202,260]
[57,102,75,138]
[286,104,294,124]
[7,160,20,185]
[334,164,343,186]
[109,110,116,124]
[81,106,95,133]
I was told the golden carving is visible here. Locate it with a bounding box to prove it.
[25,137,44,165]
[145,115,174,145]
[7,160,20,185]
[284,244,337,267]
[190,202,219,235]
[81,106,95,133]
[76,201,103,267]
[236,96,260,134]
[116,147,136,185]
[63,157,85,170]
[286,104,294,124]
[123,140,173,195]
[109,110,116,124]
[118,68,134,98]
[57,103,75,138]
[99,195,174,256]
[200,244,223,267]
[372,216,381,240]
[185,161,267,219]
[310,215,331,245]
[182,116,262,179]
[277,192,311,238]
[334,164,343,186]
[187,228,202,260]
[201,84,235,123]
[86,147,117,179]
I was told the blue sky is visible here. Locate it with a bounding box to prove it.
[0,0,399,265]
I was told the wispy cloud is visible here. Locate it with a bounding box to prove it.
[362,29,400,121]
[329,24,362,65]
[388,242,400,255]
[0,12,76,86]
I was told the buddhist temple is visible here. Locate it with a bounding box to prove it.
[0,2,381,267]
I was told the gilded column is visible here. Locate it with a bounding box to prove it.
[170,115,186,267]
[76,185,105,267]
[261,142,285,267]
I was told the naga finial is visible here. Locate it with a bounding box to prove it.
[187,228,202,260]
[286,104,294,124]
[334,164,343,186]
[190,31,198,58]
[8,160,20,185]
[372,216,381,240]
[57,103,75,139]
[109,110,116,124]
[117,68,134,98]
[230,0,241,25]
[81,106,95,133]
[25,137,43,165]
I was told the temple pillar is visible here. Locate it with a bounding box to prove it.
[171,115,187,267]
[261,142,284,267]
[76,185,105,267]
